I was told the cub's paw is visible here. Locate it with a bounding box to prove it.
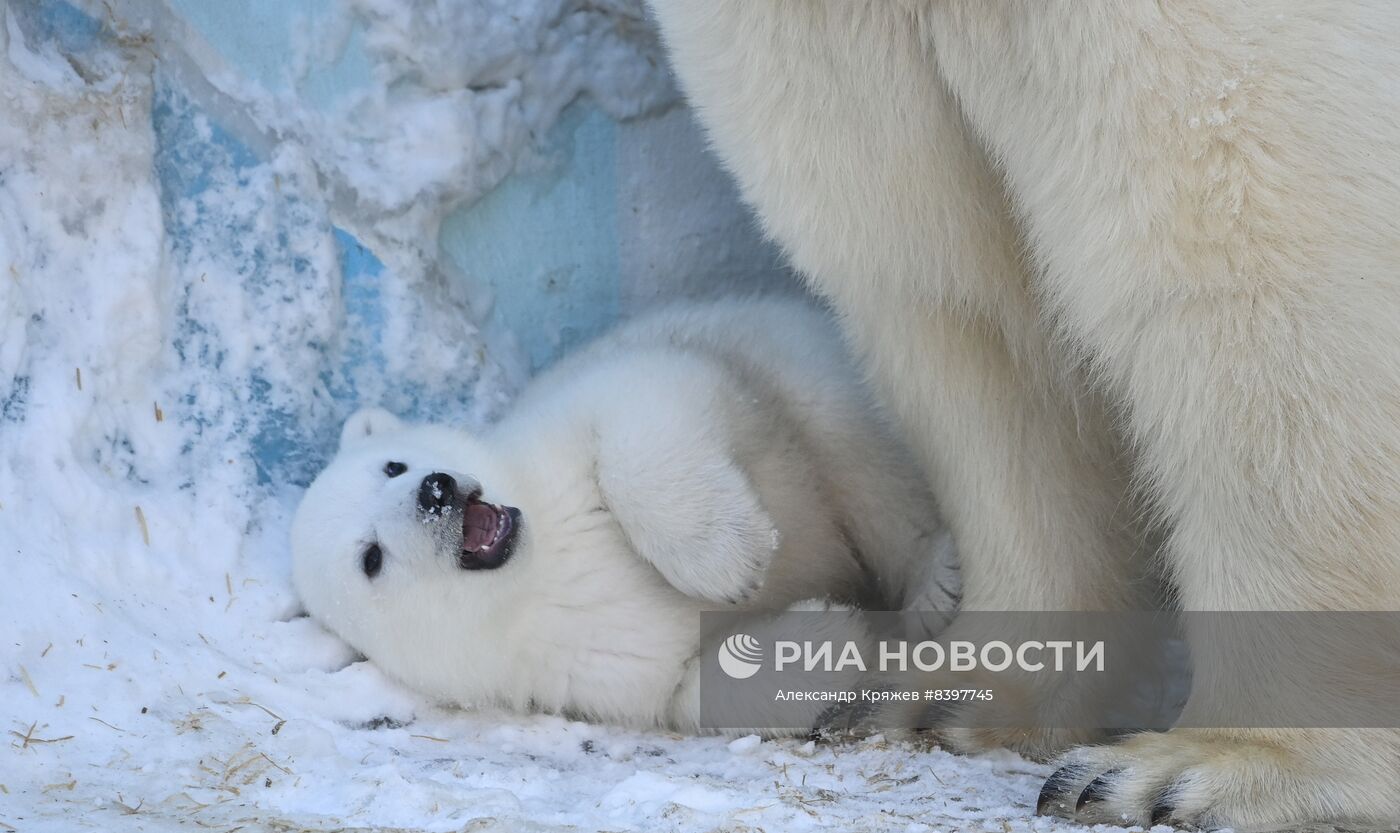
[859,685,1101,762]
[601,443,778,605]
[653,529,774,605]
[1037,728,1400,829]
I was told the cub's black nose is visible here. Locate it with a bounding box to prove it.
[418,472,457,514]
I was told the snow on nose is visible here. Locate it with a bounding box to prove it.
[417,472,457,513]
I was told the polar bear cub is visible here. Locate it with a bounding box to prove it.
[291,297,958,731]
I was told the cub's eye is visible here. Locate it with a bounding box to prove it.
[362,544,383,579]
[383,461,407,478]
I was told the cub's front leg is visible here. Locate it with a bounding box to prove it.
[593,363,779,606]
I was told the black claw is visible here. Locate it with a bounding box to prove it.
[913,698,955,729]
[1075,769,1122,813]
[1036,765,1087,817]
[1147,789,1176,827]
[810,696,875,736]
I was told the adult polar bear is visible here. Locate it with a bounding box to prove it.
[647,1,1400,829]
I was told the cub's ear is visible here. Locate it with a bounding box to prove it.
[340,407,404,449]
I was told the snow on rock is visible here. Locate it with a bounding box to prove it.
[334,0,675,210]
[103,0,676,283]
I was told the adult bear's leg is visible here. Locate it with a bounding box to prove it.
[647,0,1144,758]
[924,2,1400,826]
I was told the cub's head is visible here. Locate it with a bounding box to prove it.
[290,408,529,689]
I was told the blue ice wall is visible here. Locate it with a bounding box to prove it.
[164,0,373,108]
[23,0,795,483]
[440,106,623,373]
[156,0,793,372]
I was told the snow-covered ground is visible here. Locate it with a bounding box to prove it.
[0,1,1151,830]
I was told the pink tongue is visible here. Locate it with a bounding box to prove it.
[463,502,498,551]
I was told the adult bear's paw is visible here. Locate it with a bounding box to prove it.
[1037,728,1400,829]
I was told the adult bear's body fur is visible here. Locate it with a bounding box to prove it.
[646,1,1400,828]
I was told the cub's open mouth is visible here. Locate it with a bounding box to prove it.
[458,494,522,570]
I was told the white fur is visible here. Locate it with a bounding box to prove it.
[292,297,958,732]
[647,0,1400,826]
